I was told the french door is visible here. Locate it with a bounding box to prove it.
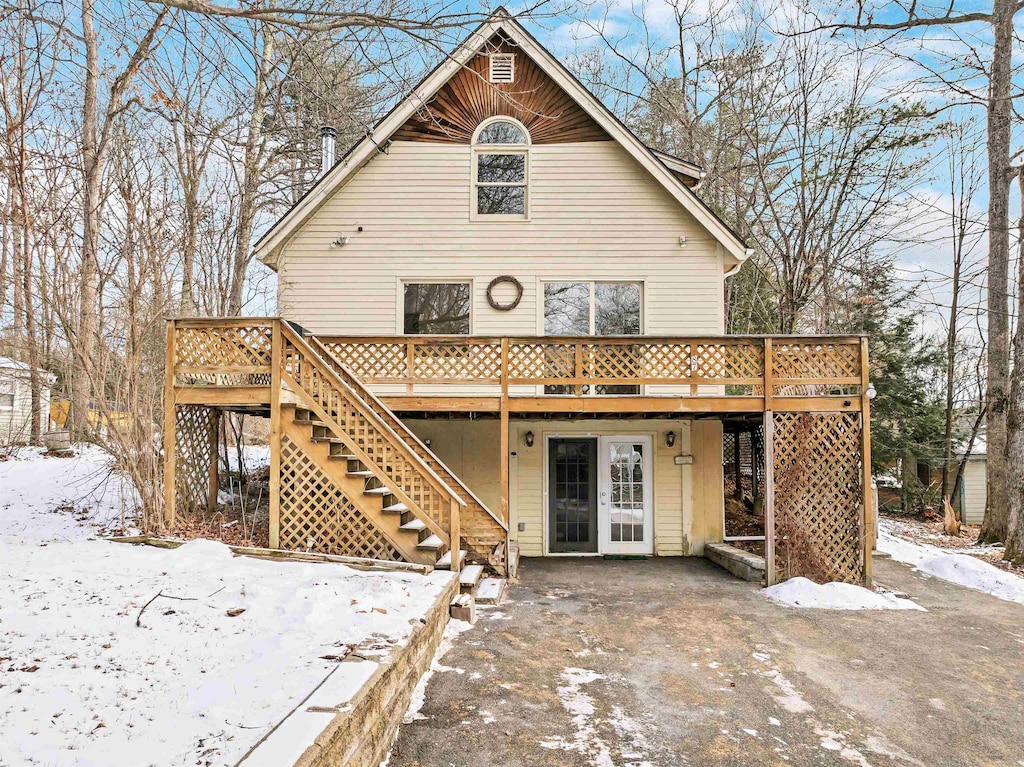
[598,436,653,554]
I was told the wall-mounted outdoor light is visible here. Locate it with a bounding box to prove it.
[424,438,432,449]
[866,383,877,400]
[525,430,535,448]
[665,430,676,448]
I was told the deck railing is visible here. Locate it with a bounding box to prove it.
[168,321,865,399]
[315,334,865,398]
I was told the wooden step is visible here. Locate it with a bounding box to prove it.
[399,519,426,532]
[459,564,484,593]
[347,470,374,478]
[417,534,443,550]
[383,502,408,513]
[293,418,326,427]
[364,486,392,496]
[328,453,357,461]
[311,436,344,444]
[476,578,506,605]
[435,549,466,570]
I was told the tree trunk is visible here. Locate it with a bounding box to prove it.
[73,0,101,439]
[228,26,273,316]
[978,0,1014,544]
[1003,170,1024,564]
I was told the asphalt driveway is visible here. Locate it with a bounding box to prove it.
[390,555,1024,767]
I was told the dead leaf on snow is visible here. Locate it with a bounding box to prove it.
[226,607,246,617]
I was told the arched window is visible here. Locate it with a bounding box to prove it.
[472,118,529,219]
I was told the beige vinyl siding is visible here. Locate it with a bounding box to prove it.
[960,458,987,525]
[278,141,726,340]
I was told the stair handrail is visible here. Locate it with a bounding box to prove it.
[309,335,508,532]
[280,323,465,514]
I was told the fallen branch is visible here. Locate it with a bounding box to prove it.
[136,591,197,627]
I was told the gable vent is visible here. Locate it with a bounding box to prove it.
[489,53,515,83]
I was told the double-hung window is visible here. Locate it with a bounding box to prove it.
[472,118,529,219]
[543,281,642,394]
[0,378,14,409]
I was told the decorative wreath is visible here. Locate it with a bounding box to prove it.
[486,275,523,311]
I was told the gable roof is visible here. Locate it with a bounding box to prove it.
[254,8,750,269]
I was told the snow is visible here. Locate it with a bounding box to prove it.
[879,521,1024,605]
[0,447,454,766]
[762,577,924,611]
[224,444,271,474]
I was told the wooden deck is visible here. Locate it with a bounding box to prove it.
[165,318,874,585]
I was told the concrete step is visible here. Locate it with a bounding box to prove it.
[417,534,443,550]
[435,549,466,570]
[399,518,426,532]
[450,592,476,623]
[704,542,765,583]
[459,564,484,593]
[476,577,506,605]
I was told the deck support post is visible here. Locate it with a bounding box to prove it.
[163,320,177,531]
[449,497,462,574]
[860,337,873,586]
[207,410,219,513]
[763,338,776,586]
[500,338,510,528]
[269,319,282,549]
[732,429,743,500]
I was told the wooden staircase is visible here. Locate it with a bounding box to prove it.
[275,323,502,572]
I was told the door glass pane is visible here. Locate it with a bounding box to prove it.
[554,441,593,545]
[609,442,644,543]
[403,283,470,334]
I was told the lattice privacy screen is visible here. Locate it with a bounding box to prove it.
[773,412,864,584]
[278,434,404,560]
[174,405,217,513]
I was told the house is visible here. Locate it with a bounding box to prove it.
[164,10,873,586]
[0,356,53,446]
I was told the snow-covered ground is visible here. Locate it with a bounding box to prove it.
[879,520,1024,605]
[0,446,454,766]
[762,577,924,611]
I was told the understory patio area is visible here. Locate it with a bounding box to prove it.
[391,557,1024,767]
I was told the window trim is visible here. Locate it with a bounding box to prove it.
[397,278,474,335]
[470,117,531,222]
[0,378,14,410]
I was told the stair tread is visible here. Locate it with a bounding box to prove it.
[383,502,408,513]
[400,519,426,531]
[311,437,344,444]
[328,453,357,460]
[364,487,392,495]
[435,549,466,569]
[417,534,443,550]
[459,565,484,588]
[476,578,506,604]
[347,470,373,477]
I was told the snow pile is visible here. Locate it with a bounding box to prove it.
[879,522,1024,605]
[0,448,454,766]
[762,577,924,610]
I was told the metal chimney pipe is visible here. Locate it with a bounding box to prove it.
[320,126,336,177]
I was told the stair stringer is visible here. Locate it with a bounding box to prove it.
[280,413,436,565]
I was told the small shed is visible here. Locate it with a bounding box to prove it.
[956,446,987,525]
[0,357,53,445]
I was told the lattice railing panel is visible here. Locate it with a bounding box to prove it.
[694,343,764,381]
[508,341,575,381]
[278,435,403,560]
[772,342,860,390]
[412,342,502,381]
[174,405,216,513]
[319,341,409,381]
[773,412,863,584]
[176,325,273,368]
